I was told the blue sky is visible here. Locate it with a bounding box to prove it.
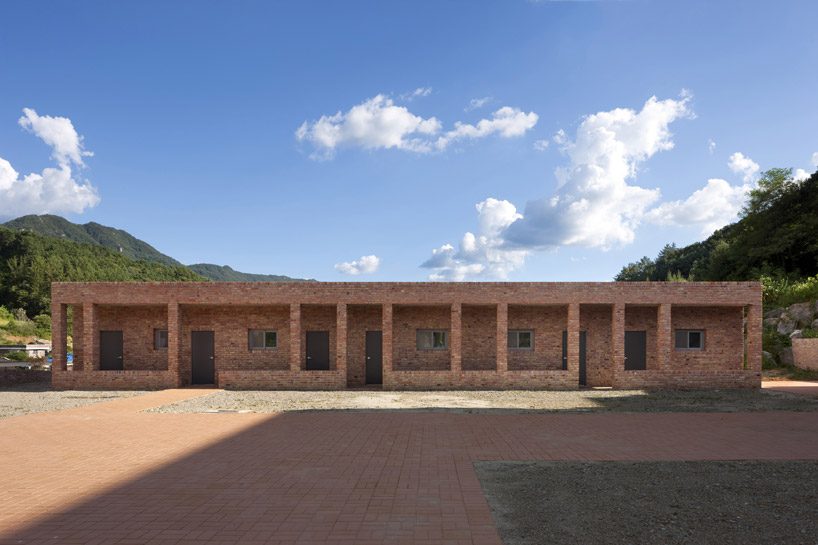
[1,0,816,281]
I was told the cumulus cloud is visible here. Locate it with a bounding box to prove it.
[0,108,100,218]
[708,138,716,154]
[794,168,810,182]
[727,152,759,182]
[18,108,93,167]
[296,94,537,159]
[644,178,749,236]
[505,93,692,249]
[421,198,528,280]
[419,92,733,280]
[465,96,492,111]
[812,152,818,168]
[335,255,381,275]
[533,139,550,151]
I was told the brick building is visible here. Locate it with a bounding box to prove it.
[50,281,762,390]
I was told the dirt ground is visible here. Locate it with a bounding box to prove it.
[149,387,818,414]
[0,384,146,418]
[475,460,818,545]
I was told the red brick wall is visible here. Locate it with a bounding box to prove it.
[581,304,613,387]
[671,306,743,371]
[97,305,168,371]
[345,305,382,386]
[508,305,565,371]
[792,338,818,371]
[462,305,496,371]
[393,305,451,371]
[51,281,763,390]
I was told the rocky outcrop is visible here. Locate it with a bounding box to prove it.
[767,301,818,337]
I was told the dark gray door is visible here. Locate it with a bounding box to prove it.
[99,331,123,370]
[306,331,330,370]
[562,331,587,385]
[365,331,383,385]
[624,330,647,370]
[191,331,215,384]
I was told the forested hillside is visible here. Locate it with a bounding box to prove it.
[616,168,818,289]
[0,227,204,317]
[188,263,310,282]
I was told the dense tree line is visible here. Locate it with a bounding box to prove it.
[616,168,818,282]
[0,227,204,317]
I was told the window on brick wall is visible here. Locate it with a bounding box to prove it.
[154,329,168,350]
[416,330,448,350]
[508,330,534,350]
[249,330,277,350]
[675,329,704,350]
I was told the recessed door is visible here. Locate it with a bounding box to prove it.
[191,331,215,384]
[99,331,123,370]
[365,331,383,385]
[562,331,587,385]
[624,330,647,370]
[306,331,330,370]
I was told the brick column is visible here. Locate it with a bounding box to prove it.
[496,303,508,373]
[746,304,762,374]
[566,303,580,377]
[611,303,625,377]
[51,302,67,373]
[657,304,672,370]
[167,301,181,386]
[83,303,98,371]
[450,302,462,373]
[382,303,393,378]
[336,303,347,376]
[289,303,301,372]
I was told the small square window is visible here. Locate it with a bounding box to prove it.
[508,330,534,350]
[417,330,448,350]
[675,329,704,350]
[249,330,277,349]
[154,329,168,350]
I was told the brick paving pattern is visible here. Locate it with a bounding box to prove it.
[1,389,817,544]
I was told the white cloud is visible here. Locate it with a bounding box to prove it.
[296,95,538,159]
[18,108,93,167]
[505,93,692,249]
[335,255,380,275]
[727,152,759,182]
[533,139,550,151]
[421,92,704,280]
[0,108,100,218]
[794,168,810,182]
[465,96,492,111]
[644,178,749,236]
[421,198,528,280]
[400,87,432,101]
[811,152,818,168]
[434,106,538,150]
[708,138,716,154]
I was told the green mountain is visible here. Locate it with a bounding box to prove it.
[616,168,818,283]
[2,215,309,283]
[0,226,204,317]
[188,263,309,282]
[4,214,182,267]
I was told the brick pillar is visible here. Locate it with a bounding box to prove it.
[51,302,67,373]
[289,303,301,372]
[83,303,98,371]
[382,303,393,379]
[450,302,462,373]
[566,303,580,378]
[72,305,84,371]
[496,303,508,373]
[657,304,672,370]
[336,303,347,376]
[611,303,625,379]
[746,304,762,374]
[168,301,181,386]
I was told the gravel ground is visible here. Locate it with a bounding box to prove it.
[0,384,147,419]
[148,388,818,414]
[475,460,818,545]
